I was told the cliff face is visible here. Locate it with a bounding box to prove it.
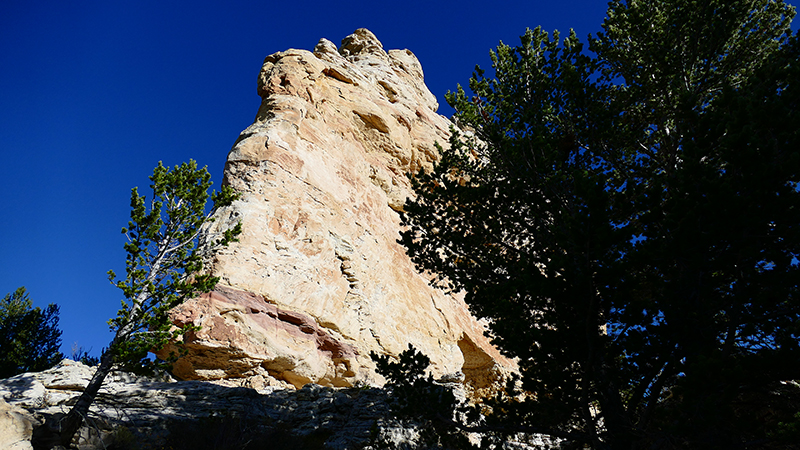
[159,29,512,390]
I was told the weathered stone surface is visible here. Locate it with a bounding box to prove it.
[0,360,443,450]
[0,397,37,450]
[159,28,513,389]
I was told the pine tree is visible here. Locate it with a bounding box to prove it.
[54,160,242,447]
[0,287,63,378]
[400,1,798,447]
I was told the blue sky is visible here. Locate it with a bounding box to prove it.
[1,0,796,359]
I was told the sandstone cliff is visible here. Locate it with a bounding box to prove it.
[158,29,512,391]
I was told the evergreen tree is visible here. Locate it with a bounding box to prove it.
[400,1,798,448]
[52,160,242,447]
[0,287,63,378]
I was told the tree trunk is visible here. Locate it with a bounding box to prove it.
[57,290,144,446]
[58,348,116,447]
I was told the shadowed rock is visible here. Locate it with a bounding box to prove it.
[0,360,423,449]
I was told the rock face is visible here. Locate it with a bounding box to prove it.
[158,29,512,390]
[0,398,36,450]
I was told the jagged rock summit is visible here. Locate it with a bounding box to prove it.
[159,29,512,391]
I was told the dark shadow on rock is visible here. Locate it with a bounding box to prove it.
[0,373,38,399]
[26,380,396,450]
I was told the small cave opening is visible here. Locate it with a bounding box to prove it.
[457,334,502,400]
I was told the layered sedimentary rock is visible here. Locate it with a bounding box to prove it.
[159,29,512,389]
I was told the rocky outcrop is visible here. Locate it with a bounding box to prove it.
[0,360,449,450]
[158,28,513,390]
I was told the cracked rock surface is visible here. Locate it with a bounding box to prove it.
[0,360,439,450]
[156,28,513,391]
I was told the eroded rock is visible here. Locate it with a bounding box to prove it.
[160,28,514,390]
[0,360,434,450]
[0,398,37,450]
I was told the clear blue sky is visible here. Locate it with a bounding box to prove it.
[1,0,796,359]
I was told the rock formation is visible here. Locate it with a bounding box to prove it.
[0,360,411,449]
[0,361,551,450]
[0,398,36,450]
[157,29,513,390]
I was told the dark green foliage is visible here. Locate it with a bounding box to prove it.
[400,1,798,448]
[371,346,479,449]
[773,409,800,446]
[0,287,63,378]
[372,345,588,449]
